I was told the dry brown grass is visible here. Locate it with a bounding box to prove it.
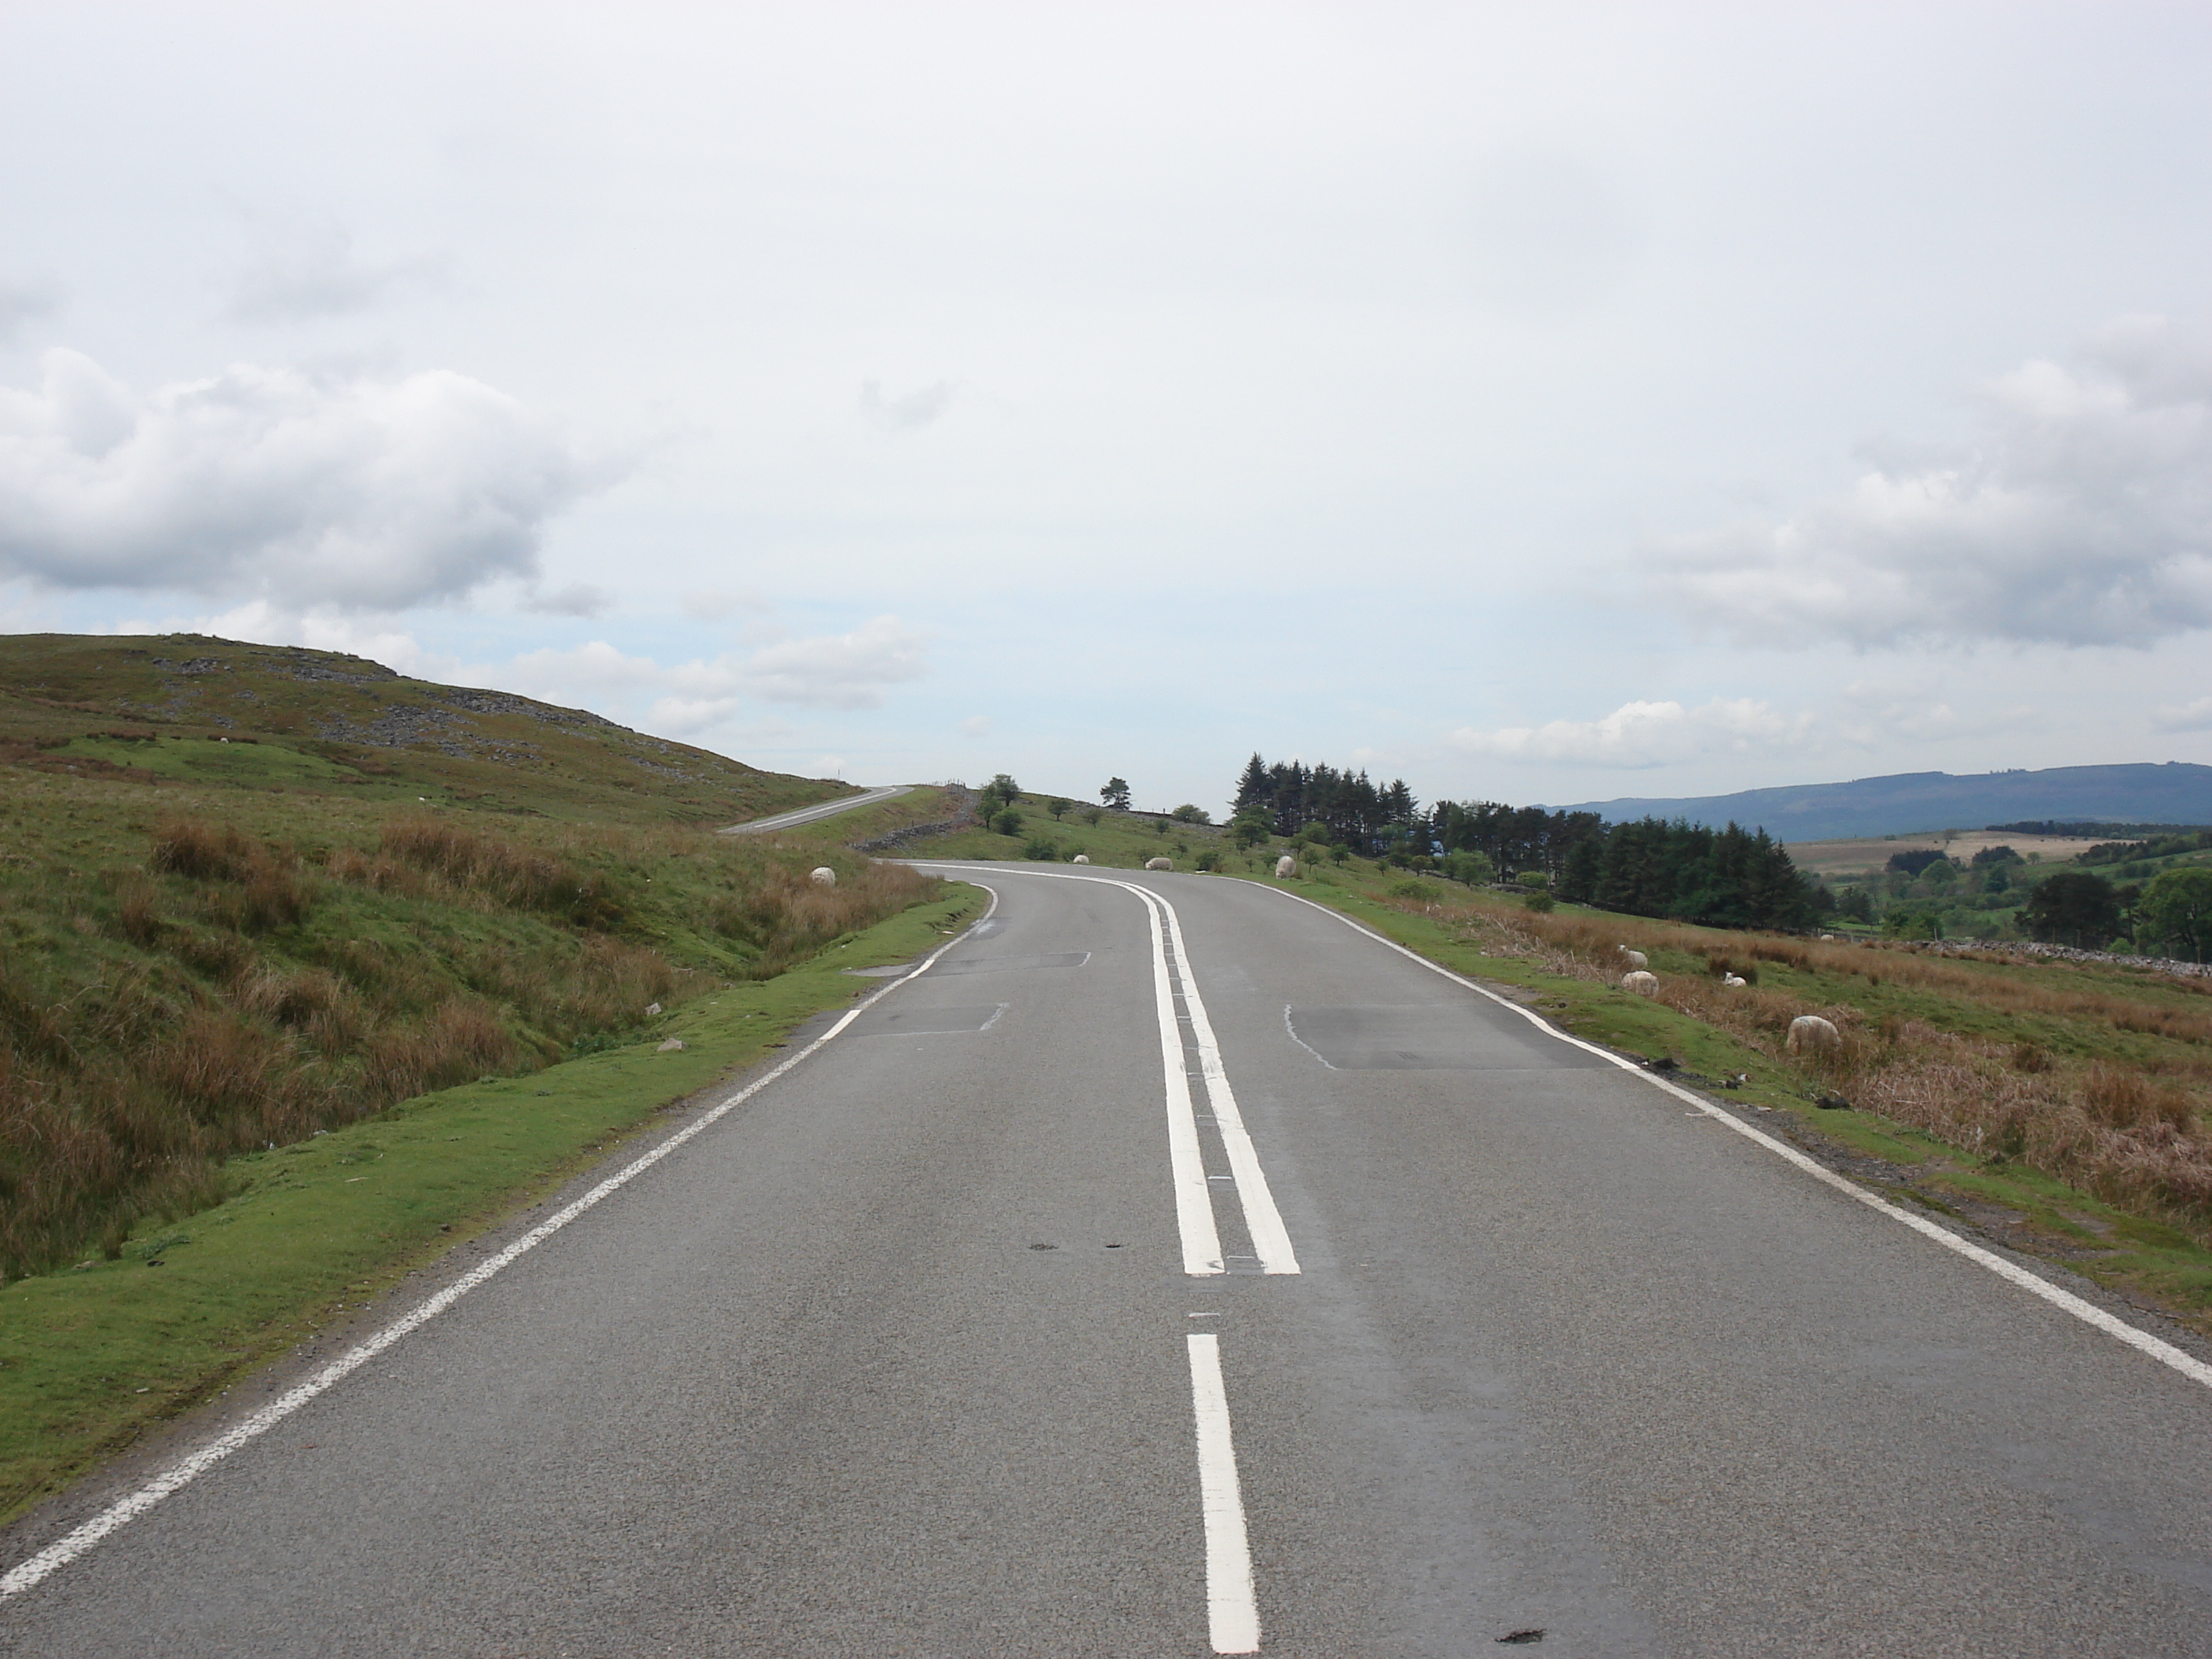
[709,860,933,978]
[1393,888,2212,1238]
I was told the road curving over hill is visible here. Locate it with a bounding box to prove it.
[718,782,914,835]
[5,863,2211,1656]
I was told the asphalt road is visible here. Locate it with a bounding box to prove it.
[7,864,2212,1657]
[719,784,914,835]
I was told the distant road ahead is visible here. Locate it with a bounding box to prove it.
[718,783,914,835]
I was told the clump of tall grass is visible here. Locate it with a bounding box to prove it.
[706,859,932,978]
[334,817,627,928]
[148,817,316,933]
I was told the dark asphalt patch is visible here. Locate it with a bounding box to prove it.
[1287,1003,1612,1071]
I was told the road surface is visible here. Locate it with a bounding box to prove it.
[5,863,2211,1656]
[719,783,914,835]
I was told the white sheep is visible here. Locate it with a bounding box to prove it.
[1618,947,1650,971]
[1275,855,1297,878]
[809,866,837,888]
[1621,970,1658,996]
[1144,857,1173,871]
[1721,972,1748,987]
[1071,854,1090,864]
[1786,1014,1841,1054]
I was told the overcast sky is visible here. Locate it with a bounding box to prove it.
[3,2,2210,814]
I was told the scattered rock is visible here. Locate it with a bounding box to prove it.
[656,1038,687,1053]
[644,1002,661,1017]
[1815,1091,1851,1110]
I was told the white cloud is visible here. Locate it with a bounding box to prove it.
[225,225,450,323]
[739,614,930,709]
[959,715,991,737]
[1646,319,2212,649]
[2155,696,2212,734]
[494,615,930,723]
[0,350,617,610]
[1447,697,1807,768]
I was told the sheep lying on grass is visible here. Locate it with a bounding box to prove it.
[810,866,837,887]
[1621,970,1658,996]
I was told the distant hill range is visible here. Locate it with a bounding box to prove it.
[1555,764,2212,844]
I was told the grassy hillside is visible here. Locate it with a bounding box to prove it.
[0,632,850,826]
[0,635,931,1280]
[0,638,965,1516]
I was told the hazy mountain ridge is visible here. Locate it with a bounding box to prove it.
[1554,763,2212,843]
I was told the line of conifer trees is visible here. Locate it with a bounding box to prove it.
[1232,753,1824,932]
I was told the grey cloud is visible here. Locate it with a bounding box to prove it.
[681,587,770,621]
[861,379,954,433]
[522,581,617,618]
[0,350,619,610]
[1646,319,2212,649]
[0,279,61,342]
[225,225,450,324]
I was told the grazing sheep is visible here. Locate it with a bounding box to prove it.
[1071,854,1091,864]
[1621,970,1658,996]
[1275,855,1297,878]
[1786,1014,1841,1054]
[1145,857,1173,871]
[809,866,837,888]
[1722,972,1747,987]
[1618,947,1650,971]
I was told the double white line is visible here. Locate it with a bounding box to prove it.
[914,863,1289,1654]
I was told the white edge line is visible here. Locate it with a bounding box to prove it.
[1247,881,2212,1392]
[1187,1332,1261,1655]
[0,884,1001,1604]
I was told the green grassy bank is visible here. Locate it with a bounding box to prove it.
[0,886,980,1524]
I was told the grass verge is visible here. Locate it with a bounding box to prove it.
[0,886,981,1525]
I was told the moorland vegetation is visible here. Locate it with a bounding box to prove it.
[0,636,939,1281]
